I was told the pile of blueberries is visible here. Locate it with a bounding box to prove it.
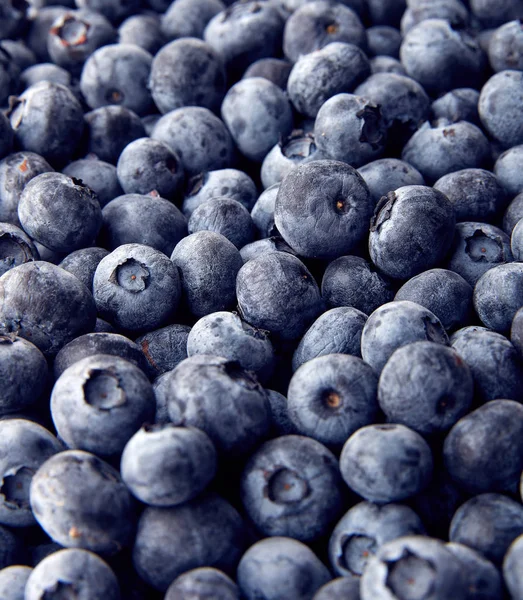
[1,0,523,598]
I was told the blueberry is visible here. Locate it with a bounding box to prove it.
[444,399,523,495]
[401,121,490,184]
[93,243,181,333]
[400,0,470,35]
[275,160,373,259]
[150,38,226,114]
[266,388,298,436]
[135,324,190,379]
[0,333,48,415]
[360,536,468,600]
[0,261,96,357]
[292,306,367,370]
[312,576,361,600]
[446,543,503,600]
[473,263,523,333]
[240,236,298,263]
[394,268,473,331]
[24,548,120,600]
[132,493,245,591]
[18,173,102,253]
[171,231,242,318]
[450,326,523,403]
[188,197,256,249]
[30,449,136,555]
[116,138,184,200]
[0,48,21,108]
[479,70,523,148]
[0,40,36,72]
[470,0,523,26]
[283,0,366,63]
[358,158,424,206]
[53,331,148,380]
[512,217,523,260]
[243,57,293,89]
[152,107,235,175]
[340,423,433,503]
[237,536,331,600]
[488,20,523,72]
[183,168,257,218]
[450,493,523,565]
[0,222,39,278]
[250,183,280,238]
[51,353,155,456]
[504,534,523,600]
[431,88,481,126]
[8,82,84,168]
[236,251,323,342]
[241,433,345,541]
[166,354,270,457]
[82,105,147,165]
[369,186,456,280]
[495,144,523,198]
[261,130,323,189]
[367,25,402,57]
[379,341,473,436]
[321,255,394,315]
[288,354,378,447]
[121,424,217,506]
[354,73,430,151]
[118,14,165,55]
[400,19,486,94]
[75,0,141,25]
[314,93,387,167]
[187,311,274,383]
[100,193,187,256]
[204,1,284,80]
[80,43,153,116]
[512,306,523,357]
[329,502,425,577]
[361,301,449,373]
[26,6,69,62]
[370,54,407,75]
[0,419,62,527]
[20,62,72,89]
[165,567,240,600]
[221,77,293,163]
[58,247,109,292]
[0,565,32,600]
[287,42,370,119]
[63,156,123,208]
[161,0,225,42]
[0,152,53,226]
[446,221,513,286]
[504,193,523,235]
[366,0,406,27]
[47,10,116,75]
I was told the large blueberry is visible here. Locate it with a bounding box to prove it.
[171,231,242,318]
[133,493,245,591]
[93,243,181,333]
[236,251,323,342]
[358,158,424,205]
[378,341,473,436]
[340,423,433,503]
[166,355,270,458]
[51,354,155,457]
[361,300,449,373]
[368,186,456,280]
[63,157,122,208]
[0,261,96,357]
[30,450,136,555]
[275,160,373,259]
[288,354,378,448]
